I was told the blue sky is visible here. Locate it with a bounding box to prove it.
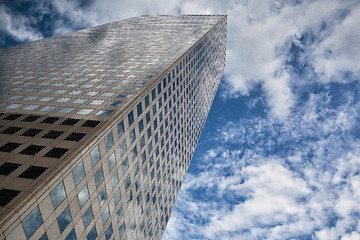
[1,0,360,239]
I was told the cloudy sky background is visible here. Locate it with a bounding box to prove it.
[1,0,360,239]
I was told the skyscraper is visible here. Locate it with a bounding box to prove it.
[0,15,226,240]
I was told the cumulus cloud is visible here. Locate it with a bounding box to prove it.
[164,79,360,239]
[0,4,43,42]
[312,2,360,81]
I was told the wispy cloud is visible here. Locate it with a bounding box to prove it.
[0,4,43,43]
[164,77,360,239]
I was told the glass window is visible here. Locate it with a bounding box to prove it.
[152,104,157,116]
[140,136,145,150]
[94,167,104,188]
[57,206,72,233]
[73,162,85,186]
[23,105,39,110]
[58,107,74,113]
[77,109,92,114]
[158,97,162,108]
[105,223,113,240]
[87,225,97,240]
[130,129,136,144]
[78,185,89,208]
[145,95,149,108]
[96,110,113,116]
[147,127,152,139]
[148,141,153,153]
[86,91,98,96]
[83,206,93,228]
[154,118,158,130]
[146,111,150,124]
[133,162,139,176]
[22,206,43,239]
[139,119,144,133]
[90,145,101,166]
[108,100,122,106]
[111,171,119,189]
[121,158,129,173]
[137,102,142,117]
[155,133,158,143]
[108,152,116,171]
[105,132,114,150]
[56,97,70,103]
[102,206,110,225]
[117,121,125,138]
[73,99,86,104]
[120,140,127,156]
[102,92,114,97]
[98,186,107,207]
[157,83,161,94]
[39,233,48,240]
[90,100,104,105]
[116,205,124,222]
[69,90,81,95]
[114,189,121,206]
[40,106,56,112]
[51,181,66,209]
[127,190,132,204]
[124,175,131,190]
[65,229,76,240]
[119,222,126,238]
[132,146,137,160]
[40,97,53,102]
[128,111,134,126]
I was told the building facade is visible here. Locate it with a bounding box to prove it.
[0,15,226,240]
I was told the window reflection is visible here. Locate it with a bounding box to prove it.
[94,167,104,188]
[78,185,89,208]
[82,206,93,228]
[90,146,100,166]
[102,206,110,225]
[98,186,107,207]
[107,152,116,171]
[57,206,72,233]
[73,162,85,186]
[22,206,43,239]
[51,181,66,209]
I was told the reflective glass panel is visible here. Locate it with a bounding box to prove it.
[65,229,76,240]
[73,162,85,186]
[102,206,110,225]
[87,225,97,240]
[78,185,89,208]
[57,206,72,233]
[51,181,66,209]
[114,189,121,206]
[22,206,43,239]
[98,186,107,207]
[116,205,124,222]
[105,132,113,150]
[111,171,119,189]
[94,167,104,188]
[108,152,116,171]
[83,206,93,228]
[90,145,101,166]
[105,223,113,240]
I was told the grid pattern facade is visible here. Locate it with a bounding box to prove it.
[0,15,227,240]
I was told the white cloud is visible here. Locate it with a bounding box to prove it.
[164,81,360,239]
[0,4,43,42]
[312,2,360,81]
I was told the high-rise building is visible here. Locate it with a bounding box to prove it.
[0,15,226,240]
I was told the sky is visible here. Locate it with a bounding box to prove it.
[1,0,360,239]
